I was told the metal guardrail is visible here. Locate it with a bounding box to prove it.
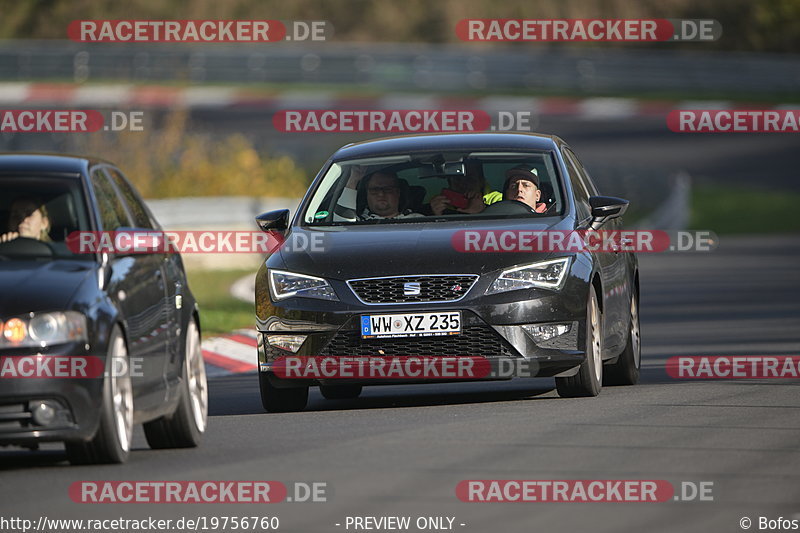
[1,41,798,96]
[146,196,300,229]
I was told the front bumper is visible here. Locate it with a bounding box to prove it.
[0,342,103,445]
[257,289,588,386]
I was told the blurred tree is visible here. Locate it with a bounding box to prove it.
[0,0,796,52]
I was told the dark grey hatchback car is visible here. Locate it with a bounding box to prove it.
[254,133,640,412]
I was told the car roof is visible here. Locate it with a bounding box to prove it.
[331,132,563,161]
[0,153,112,174]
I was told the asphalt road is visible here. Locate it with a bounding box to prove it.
[1,235,798,533]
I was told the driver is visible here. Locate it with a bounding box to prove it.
[334,166,422,221]
[0,196,51,243]
[503,166,547,213]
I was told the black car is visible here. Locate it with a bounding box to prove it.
[0,154,207,463]
[255,133,640,412]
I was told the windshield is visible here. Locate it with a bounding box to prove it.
[0,175,92,260]
[302,151,564,225]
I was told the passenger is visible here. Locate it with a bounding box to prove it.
[334,166,422,221]
[427,161,502,216]
[0,196,51,243]
[503,166,547,213]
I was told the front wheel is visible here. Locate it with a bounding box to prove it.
[65,326,133,464]
[604,291,640,386]
[556,290,603,398]
[259,373,308,413]
[144,319,208,448]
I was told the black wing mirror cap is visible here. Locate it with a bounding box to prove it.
[589,196,629,220]
[255,209,290,234]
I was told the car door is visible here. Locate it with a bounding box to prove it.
[562,148,629,356]
[104,166,182,383]
[88,166,170,409]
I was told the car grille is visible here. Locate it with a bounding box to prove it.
[0,402,32,432]
[318,325,514,359]
[348,275,478,304]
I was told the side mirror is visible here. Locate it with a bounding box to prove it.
[589,196,629,225]
[255,209,290,234]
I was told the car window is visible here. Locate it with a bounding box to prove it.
[564,148,600,196]
[90,168,130,230]
[562,149,592,222]
[0,175,90,259]
[302,151,564,225]
[105,167,155,229]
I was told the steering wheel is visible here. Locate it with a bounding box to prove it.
[482,200,536,216]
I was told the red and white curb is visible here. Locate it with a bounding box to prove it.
[202,328,258,376]
[0,82,773,120]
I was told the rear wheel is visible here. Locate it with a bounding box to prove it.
[144,319,208,448]
[556,290,603,398]
[604,291,641,386]
[65,326,132,464]
[259,373,308,412]
[320,384,362,400]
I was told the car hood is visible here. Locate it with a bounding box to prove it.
[0,260,96,316]
[279,217,572,279]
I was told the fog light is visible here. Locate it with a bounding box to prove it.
[521,323,571,343]
[267,334,306,353]
[3,318,26,345]
[31,400,59,426]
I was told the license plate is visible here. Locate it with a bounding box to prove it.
[361,312,461,338]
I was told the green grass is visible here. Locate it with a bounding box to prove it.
[185,268,255,338]
[689,185,800,234]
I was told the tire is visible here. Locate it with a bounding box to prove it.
[604,291,641,386]
[556,290,603,398]
[65,326,133,464]
[320,384,362,400]
[259,373,308,413]
[144,319,208,448]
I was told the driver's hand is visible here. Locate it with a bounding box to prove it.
[346,165,367,189]
[430,195,451,216]
[457,191,486,214]
[0,231,19,243]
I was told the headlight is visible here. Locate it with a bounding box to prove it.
[0,311,87,348]
[486,258,571,295]
[269,269,339,302]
